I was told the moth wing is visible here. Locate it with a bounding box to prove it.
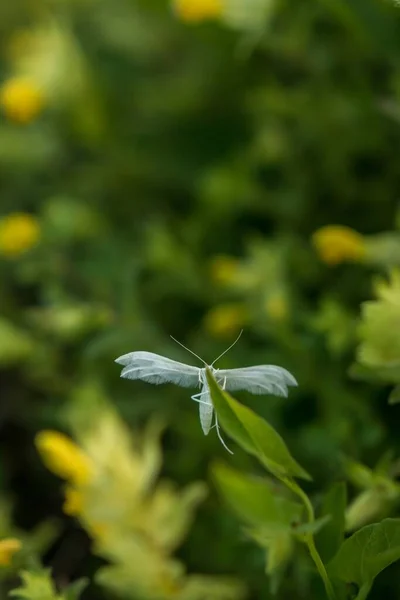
[115,351,200,388]
[217,365,297,398]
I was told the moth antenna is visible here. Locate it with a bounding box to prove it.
[211,329,243,367]
[170,336,207,367]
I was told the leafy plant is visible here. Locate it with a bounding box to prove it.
[207,370,400,600]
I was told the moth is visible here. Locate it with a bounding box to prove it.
[115,332,297,453]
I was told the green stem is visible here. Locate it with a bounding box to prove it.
[355,583,372,600]
[283,478,336,600]
[307,536,336,600]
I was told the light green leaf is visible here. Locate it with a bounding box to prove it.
[328,518,400,591]
[206,371,256,456]
[345,459,375,489]
[245,527,294,576]
[180,575,247,600]
[316,482,347,563]
[9,569,59,600]
[212,461,303,529]
[206,370,311,481]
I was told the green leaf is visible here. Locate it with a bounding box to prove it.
[63,579,89,600]
[328,518,400,591]
[212,461,303,529]
[388,384,400,405]
[206,370,311,481]
[9,569,59,600]
[316,482,347,563]
[292,515,332,538]
[345,459,375,489]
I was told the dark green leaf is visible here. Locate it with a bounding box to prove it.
[316,482,347,563]
[63,579,89,600]
[388,385,400,405]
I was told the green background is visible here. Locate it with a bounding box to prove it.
[1,0,400,598]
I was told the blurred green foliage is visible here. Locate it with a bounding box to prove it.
[1,0,400,598]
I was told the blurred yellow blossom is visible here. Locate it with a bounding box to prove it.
[210,255,240,286]
[35,431,93,486]
[0,538,22,566]
[312,225,365,265]
[204,303,247,338]
[0,213,40,257]
[265,292,288,322]
[63,487,85,516]
[35,398,244,600]
[0,77,44,123]
[173,0,224,22]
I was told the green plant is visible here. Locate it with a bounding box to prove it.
[207,370,400,600]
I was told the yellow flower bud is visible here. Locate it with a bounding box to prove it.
[0,213,40,257]
[36,431,93,486]
[172,0,224,22]
[0,538,22,566]
[204,303,247,338]
[0,77,44,124]
[312,225,365,266]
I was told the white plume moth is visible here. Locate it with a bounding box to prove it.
[115,331,297,453]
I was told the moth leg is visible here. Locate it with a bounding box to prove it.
[214,413,233,455]
[191,391,212,406]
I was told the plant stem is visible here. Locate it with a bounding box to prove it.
[354,583,372,600]
[306,535,336,600]
[283,478,336,600]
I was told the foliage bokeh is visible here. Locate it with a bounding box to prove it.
[1,0,400,598]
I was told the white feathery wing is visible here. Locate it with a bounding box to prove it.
[115,351,200,388]
[216,365,298,397]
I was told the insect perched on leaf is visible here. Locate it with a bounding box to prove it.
[115,331,297,453]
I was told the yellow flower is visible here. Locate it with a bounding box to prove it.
[172,0,224,22]
[0,77,44,124]
[265,293,288,322]
[63,487,85,516]
[0,213,40,257]
[210,255,240,286]
[36,430,93,486]
[89,522,111,540]
[0,538,22,566]
[204,303,247,338]
[312,225,365,266]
